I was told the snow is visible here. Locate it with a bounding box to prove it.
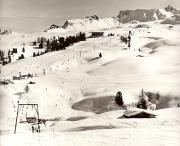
[1,19,180,146]
[57,17,120,32]
[159,9,174,18]
[45,27,67,33]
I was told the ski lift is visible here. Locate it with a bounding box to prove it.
[14,103,40,134]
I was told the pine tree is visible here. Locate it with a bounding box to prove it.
[22,47,25,53]
[0,50,5,63]
[24,85,29,93]
[37,52,40,56]
[33,52,36,57]
[137,98,147,109]
[8,55,11,63]
[33,41,37,46]
[156,92,160,101]
[19,54,24,60]
[21,54,24,59]
[115,91,124,107]
[8,49,11,56]
[39,43,43,49]
[137,89,148,110]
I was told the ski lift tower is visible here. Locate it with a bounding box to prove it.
[14,101,40,134]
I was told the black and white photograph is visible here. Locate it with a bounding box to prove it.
[0,0,180,145]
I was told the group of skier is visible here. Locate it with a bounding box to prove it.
[32,125,40,133]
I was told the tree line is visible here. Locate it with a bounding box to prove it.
[0,50,11,65]
[33,32,86,57]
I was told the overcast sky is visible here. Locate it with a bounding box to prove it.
[0,0,179,33]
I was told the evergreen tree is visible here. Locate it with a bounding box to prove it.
[39,42,43,48]
[115,91,124,107]
[33,52,36,57]
[37,37,41,43]
[0,50,5,64]
[33,41,37,46]
[21,54,24,59]
[13,48,17,53]
[137,98,147,109]
[19,54,24,60]
[137,89,148,110]
[24,85,29,93]
[47,39,52,52]
[156,92,160,101]
[37,52,40,56]
[8,49,11,56]
[22,47,25,53]
[8,55,11,63]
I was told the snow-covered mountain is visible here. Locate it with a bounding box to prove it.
[45,15,120,32]
[165,5,180,14]
[117,8,173,23]
[0,29,14,35]
[45,6,178,33]
[62,15,120,31]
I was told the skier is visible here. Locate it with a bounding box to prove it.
[128,35,131,42]
[38,125,40,133]
[32,125,34,133]
[128,30,132,50]
[43,69,46,75]
[128,42,131,50]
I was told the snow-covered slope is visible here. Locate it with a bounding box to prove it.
[1,11,180,146]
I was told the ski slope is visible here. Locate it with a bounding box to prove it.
[0,20,180,146]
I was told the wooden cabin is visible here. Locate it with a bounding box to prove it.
[90,32,104,38]
[121,109,156,118]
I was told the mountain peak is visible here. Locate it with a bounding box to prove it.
[117,8,174,23]
[165,5,179,14]
[61,16,119,31]
[0,29,13,35]
[85,15,99,20]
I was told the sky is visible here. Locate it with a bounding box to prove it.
[0,0,180,33]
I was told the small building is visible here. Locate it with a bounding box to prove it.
[121,109,156,118]
[90,32,104,38]
[178,103,180,107]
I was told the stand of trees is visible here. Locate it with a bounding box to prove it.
[0,49,11,65]
[33,32,86,57]
[46,32,86,51]
[115,91,124,107]
[1,32,86,65]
